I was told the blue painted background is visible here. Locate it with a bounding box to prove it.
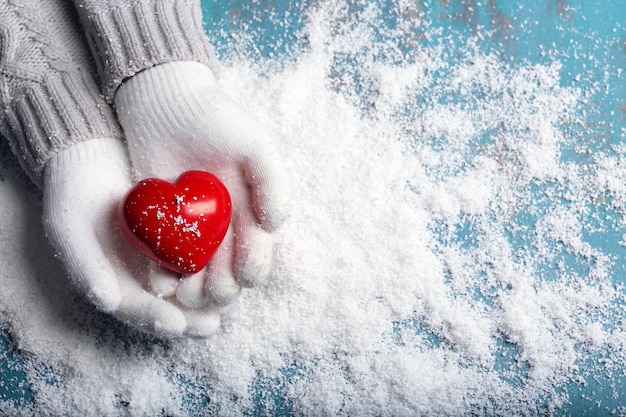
[1,0,626,415]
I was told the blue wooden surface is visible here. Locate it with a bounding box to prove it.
[1,0,626,415]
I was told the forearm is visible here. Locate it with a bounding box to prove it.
[71,0,217,103]
[0,0,121,185]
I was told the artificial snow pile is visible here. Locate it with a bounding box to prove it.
[1,1,625,416]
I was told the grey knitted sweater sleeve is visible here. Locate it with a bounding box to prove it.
[0,0,122,185]
[0,0,215,185]
[72,0,216,103]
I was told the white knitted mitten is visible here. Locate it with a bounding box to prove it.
[114,61,290,308]
[43,138,221,338]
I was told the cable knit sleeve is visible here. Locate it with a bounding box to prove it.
[0,0,122,185]
[71,0,217,103]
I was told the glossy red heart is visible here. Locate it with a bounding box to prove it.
[118,171,231,275]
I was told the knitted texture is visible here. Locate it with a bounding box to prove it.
[72,0,217,103]
[114,62,291,308]
[43,137,222,337]
[0,0,122,185]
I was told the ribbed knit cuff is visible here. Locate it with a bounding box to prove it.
[115,61,217,109]
[1,70,123,186]
[77,0,217,103]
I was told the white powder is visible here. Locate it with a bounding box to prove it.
[2,1,626,416]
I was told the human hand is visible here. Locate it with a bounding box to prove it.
[114,61,290,308]
[43,138,221,338]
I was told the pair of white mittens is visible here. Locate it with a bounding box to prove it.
[44,62,289,337]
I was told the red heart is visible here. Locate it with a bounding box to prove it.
[118,171,232,275]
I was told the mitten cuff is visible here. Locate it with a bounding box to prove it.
[115,61,216,107]
[76,0,217,103]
